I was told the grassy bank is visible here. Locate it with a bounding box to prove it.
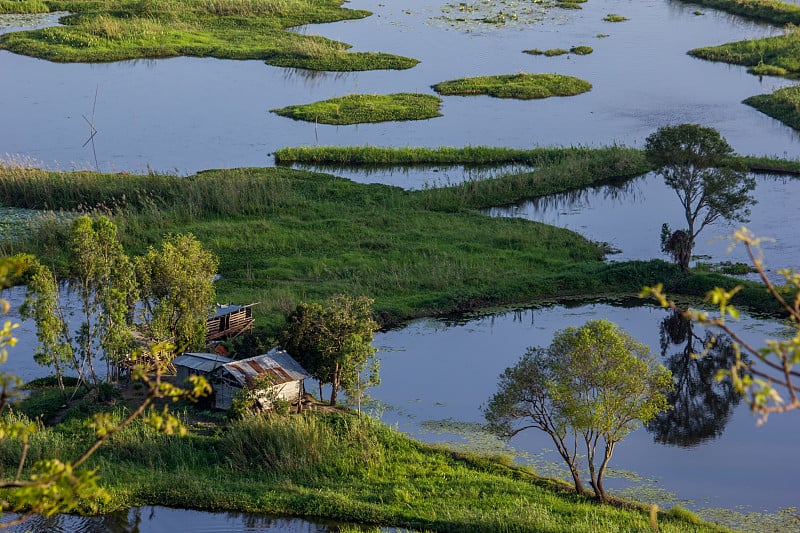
[271,94,442,125]
[1,147,791,327]
[689,29,800,78]
[0,0,418,71]
[677,0,800,26]
[744,85,800,131]
[0,401,729,532]
[432,73,591,99]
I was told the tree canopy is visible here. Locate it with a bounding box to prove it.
[644,124,755,271]
[484,319,672,501]
[280,295,379,407]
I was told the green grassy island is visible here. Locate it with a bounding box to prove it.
[0,0,418,71]
[271,94,443,125]
[432,73,591,100]
[744,85,800,131]
[690,30,800,78]
[1,385,730,533]
[677,0,800,26]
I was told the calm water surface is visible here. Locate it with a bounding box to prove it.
[1,0,799,173]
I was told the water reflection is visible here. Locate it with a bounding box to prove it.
[4,506,339,532]
[646,311,742,448]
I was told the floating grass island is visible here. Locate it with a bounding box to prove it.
[690,30,800,78]
[603,13,628,22]
[270,93,443,125]
[524,46,593,56]
[676,0,800,25]
[0,0,418,71]
[432,73,591,100]
[744,85,800,131]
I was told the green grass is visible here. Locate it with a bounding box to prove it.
[677,0,800,26]
[603,13,628,22]
[0,407,731,532]
[689,29,800,78]
[2,146,789,329]
[570,45,593,55]
[0,0,418,71]
[270,94,442,125]
[432,73,591,99]
[0,0,48,13]
[744,85,800,131]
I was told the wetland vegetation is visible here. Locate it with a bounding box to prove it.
[524,45,593,56]
[271,93,442,125]
[0,0,418,70]
[689,28,800,78]
[744,85,800,131]
[0,386,728,533]
[432,73,591,100]
[676,0,800,26]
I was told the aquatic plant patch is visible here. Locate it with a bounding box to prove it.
[432,73,591,99]
[436,0,583,30]
[677,0,800,26]
[689,29,800,77]
[603,13,628,22]
[270,93,442,125]
[0,0,418,70]
[744,85,800,131]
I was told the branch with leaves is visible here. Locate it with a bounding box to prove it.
[642,227,800,423]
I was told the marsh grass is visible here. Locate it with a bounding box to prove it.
[744,85,800,131]
[1,148,786,329]
[0,0,418,70]
[690,27,800,77]
[0,407,730,532]
[432,73,591,99]
[270,93,442,125]
[0,0,48,13]
[603,13,628,22]
[677,0,800,25]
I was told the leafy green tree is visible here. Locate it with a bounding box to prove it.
[281,295,379,406]
[485,319,672,502]
[643,227,800,422]
[645,124,755,271]
[22,216,137,386]
[1,254,210,528]
[135,233,218,353]
[19,260,74,398]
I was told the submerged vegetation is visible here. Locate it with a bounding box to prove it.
[744,85,800,131]
[0,0,418,70]
[432,73,591,99]
[689,27,800,78]
[270,94,442,125]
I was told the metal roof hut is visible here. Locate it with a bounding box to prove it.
[205,303,256,343]
[172,352,234,386]
[213,349,312,411]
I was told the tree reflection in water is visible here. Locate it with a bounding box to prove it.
[646,310,742,448]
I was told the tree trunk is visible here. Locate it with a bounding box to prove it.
[595,441,616,503]
[329,362,340,405]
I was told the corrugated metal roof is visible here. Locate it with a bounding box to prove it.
[208,304,245,320]
[220,349,311,387]
[173,352,234,373]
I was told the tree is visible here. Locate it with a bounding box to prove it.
[135,233,218,353]
[280,295,379,407]
[0,255,211,528]
[22,216,137,387]
[643,227,800,423]
[484,319,672,502]
[644,124,755,272]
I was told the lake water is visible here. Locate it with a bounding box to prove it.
[373,300,798,518]
[1,0,799,174]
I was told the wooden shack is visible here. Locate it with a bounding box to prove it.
[213,349,311,410]
[205,303,256,342]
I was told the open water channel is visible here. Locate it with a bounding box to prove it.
[2,0,800,530]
